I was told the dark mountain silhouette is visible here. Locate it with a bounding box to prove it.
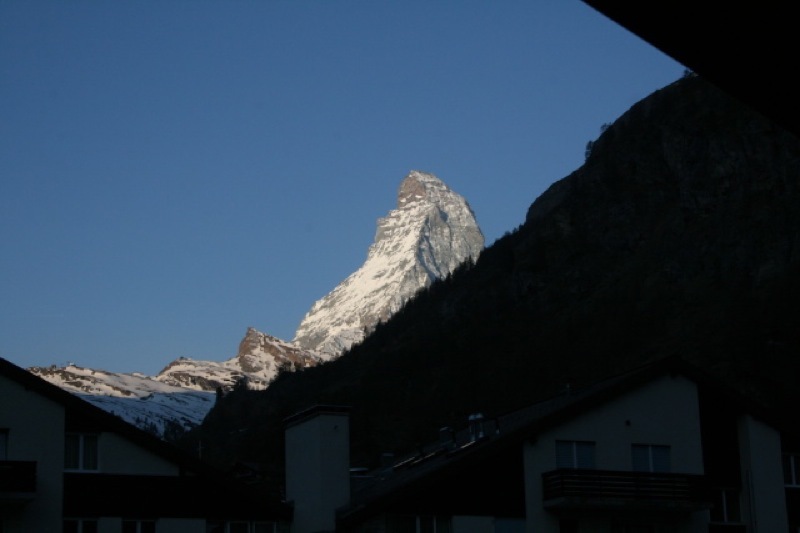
[182,75,800,484]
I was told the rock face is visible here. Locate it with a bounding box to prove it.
[292,170,485,357]
[156,328,321,392]
[235,327,322,375]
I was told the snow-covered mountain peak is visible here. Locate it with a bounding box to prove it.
[292,170,484,358]
[28,169,482,439]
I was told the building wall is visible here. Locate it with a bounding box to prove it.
[285,410,350,533]
[522,374,705,533]
[0,373,65,532]
[737,414,788,533]
[99,431,180,475]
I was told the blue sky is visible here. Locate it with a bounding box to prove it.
[1,1,684,375]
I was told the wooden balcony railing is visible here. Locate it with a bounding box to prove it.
[0,460,37,494]
[542,468,708,505]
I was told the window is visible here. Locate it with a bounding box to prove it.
[122,520,156,533]
[631,444,670,472]
[65,433,98,471]
[556,440,596,469]
[710,488,741,523]
[784,453,800,486]
[63,519,98,533]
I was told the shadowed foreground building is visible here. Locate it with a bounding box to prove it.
[0,357,291,533]
[1,355,797,532]
[284,358,798,533]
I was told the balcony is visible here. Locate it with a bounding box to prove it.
[0,460,37,505]
[542,469,710,515]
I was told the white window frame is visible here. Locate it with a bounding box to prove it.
[556,440,596,469]
[64,433,99,471]
[710,488,742,523]
[631,443,671,473]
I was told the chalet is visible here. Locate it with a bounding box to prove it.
[284,357,799,533]
[3,353,797,533]
[0,357,291,533]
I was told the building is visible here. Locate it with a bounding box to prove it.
[3,352,797,533]
[284,357,799,533]
[0,356,292,533]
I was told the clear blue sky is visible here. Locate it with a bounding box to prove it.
[1,1,684,375]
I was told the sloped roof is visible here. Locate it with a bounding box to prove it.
[582,1,799,140]
[337,355,790,526]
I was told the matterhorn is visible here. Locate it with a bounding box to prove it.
[292,170,484,358]
[29,170,483,437]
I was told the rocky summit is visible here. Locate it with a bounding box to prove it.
[292,170,484,358]
[157,327,322,392]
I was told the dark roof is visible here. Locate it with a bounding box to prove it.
[284,404,351,429]
[0,356,292,518]
[337,355,789,526]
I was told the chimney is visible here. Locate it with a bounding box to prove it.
[468,413,485,442]
[284,405,351,533]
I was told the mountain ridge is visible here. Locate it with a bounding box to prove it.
[186,74,800,474]
[28,170,484,438]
